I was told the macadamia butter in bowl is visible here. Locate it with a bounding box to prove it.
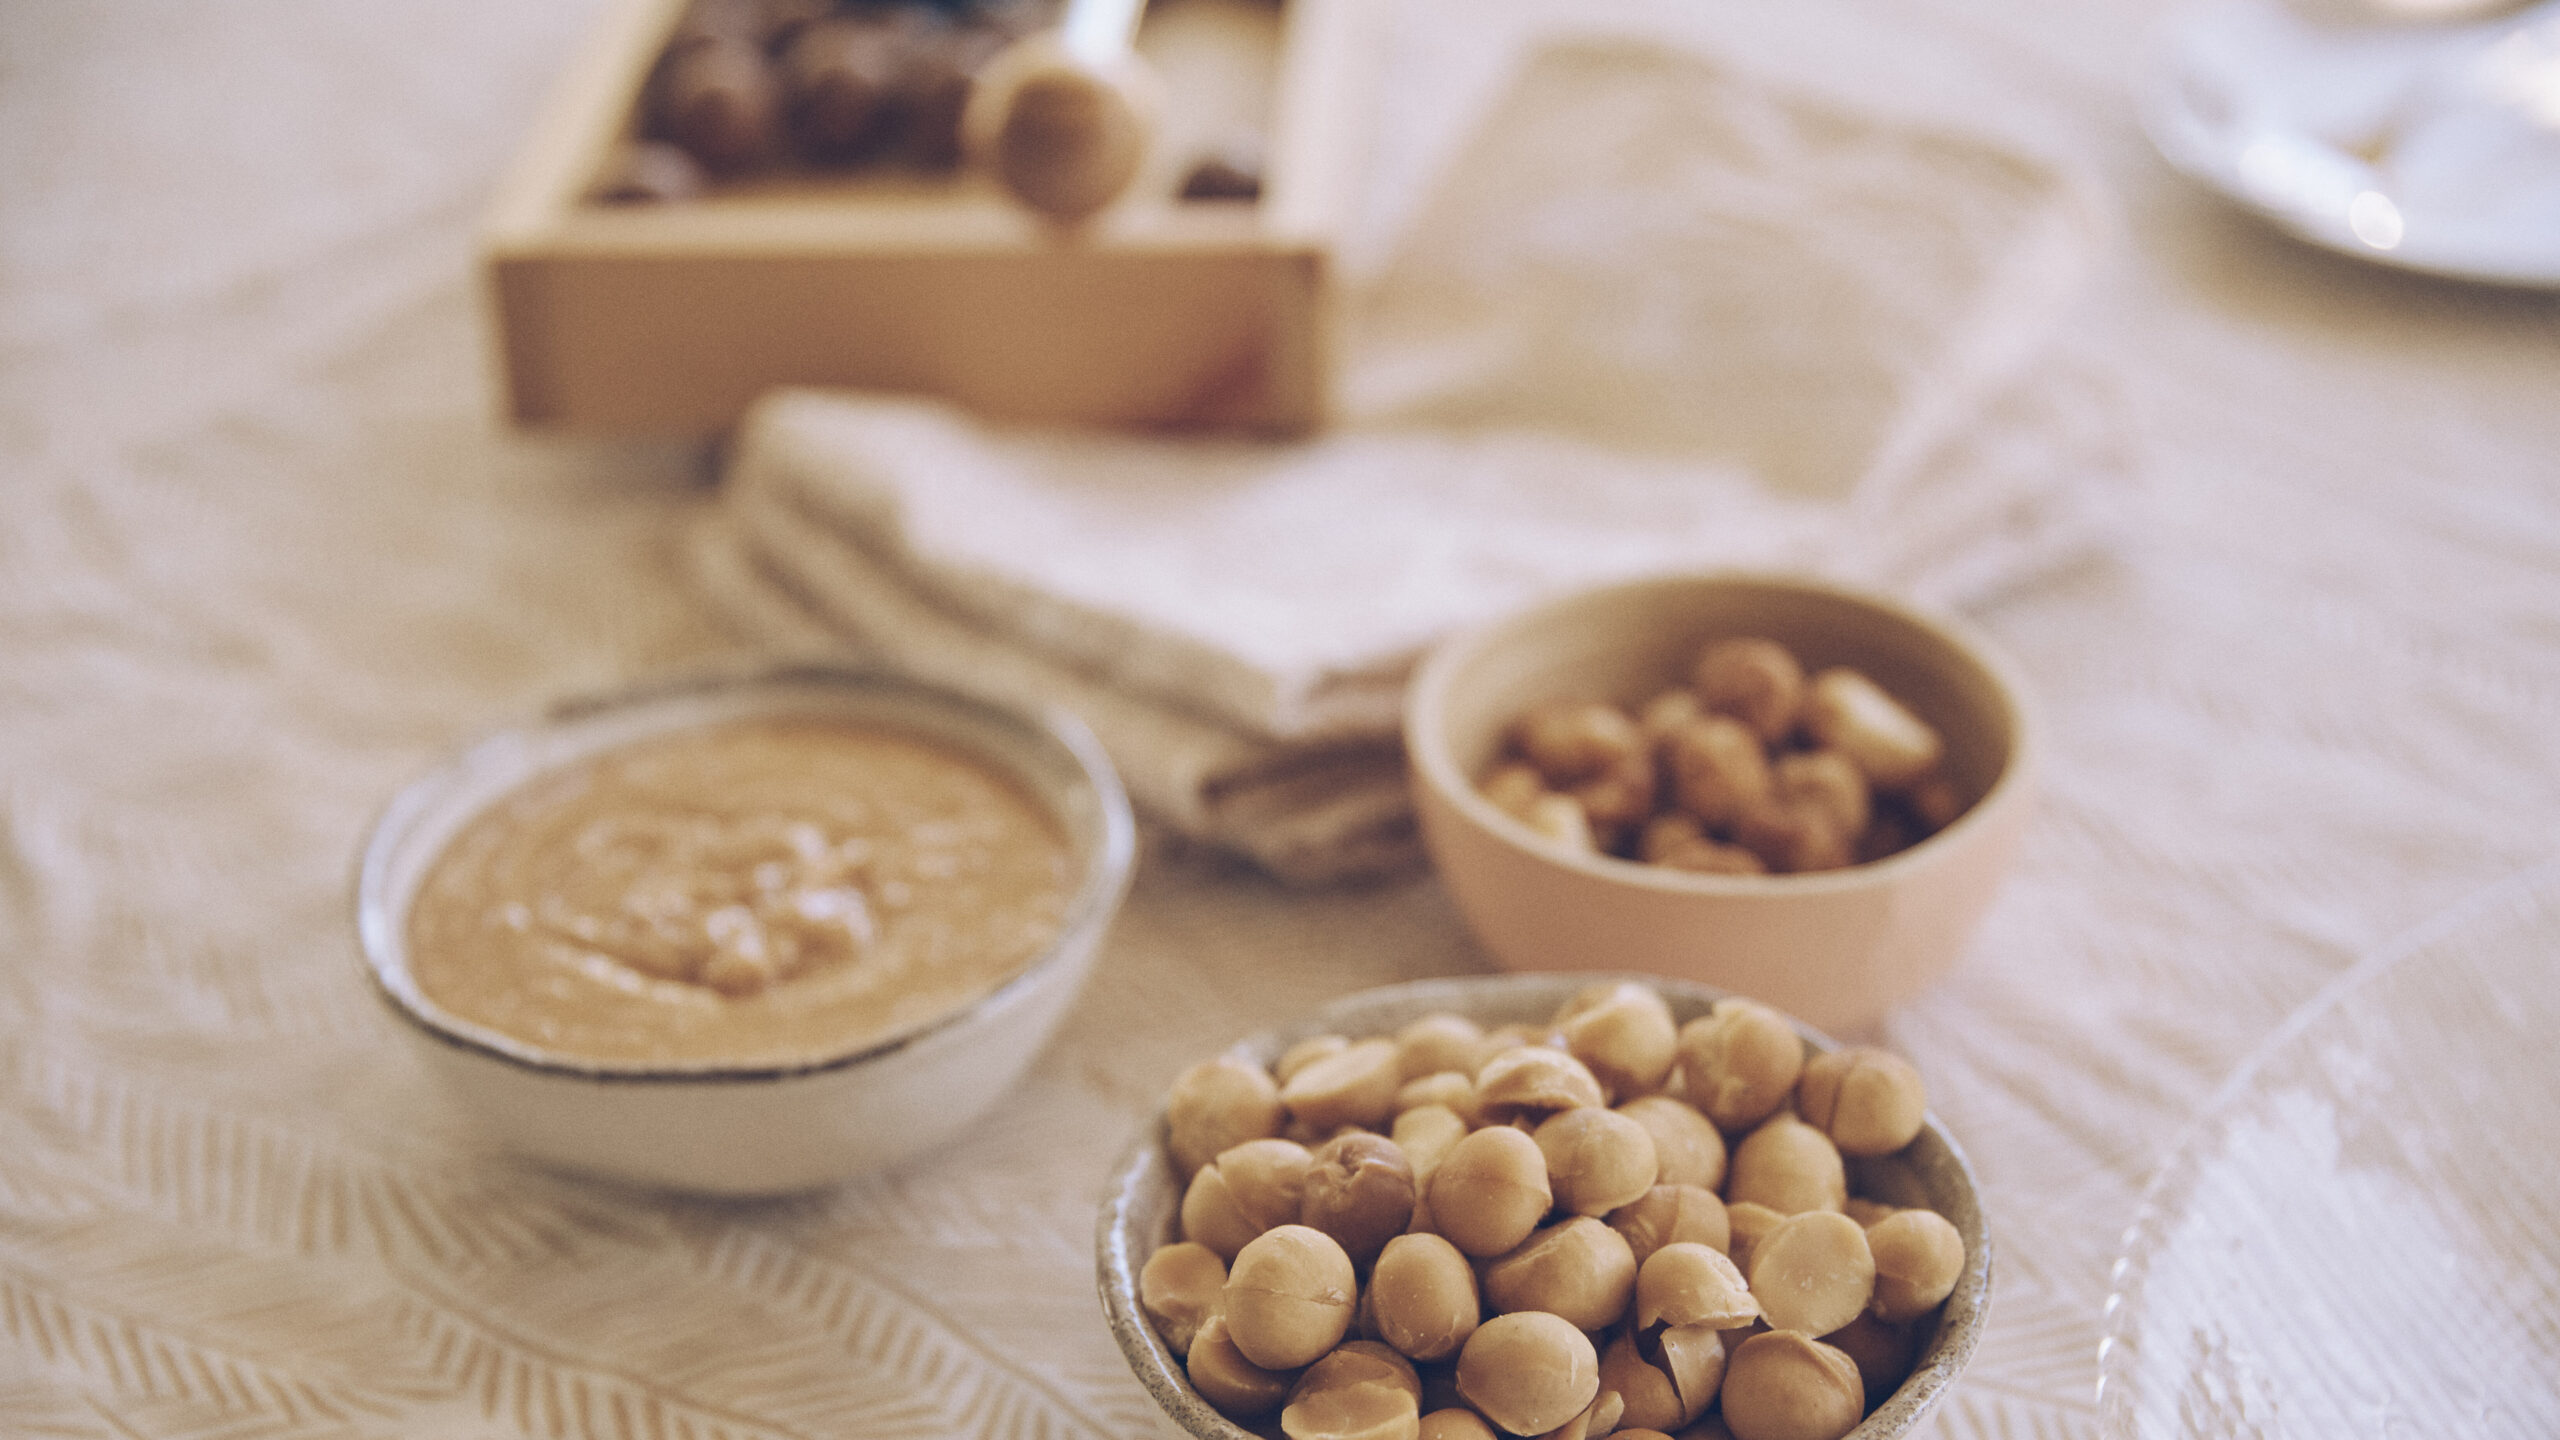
[357,664,1134,1195]
[1405,572,2040,1036]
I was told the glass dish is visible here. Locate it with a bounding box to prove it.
[2097,856,2560,1438]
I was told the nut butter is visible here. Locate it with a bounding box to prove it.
[404,715,1072,1068]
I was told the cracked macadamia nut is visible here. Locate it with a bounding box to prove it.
[1224,1225,1358,1370]
[1796,1046,1928,1157]
[1473,1045,1606,1125]
[1139,1241,1226,1356]
[1282,1342,1423,1440]
[1455,1311,1600,1437]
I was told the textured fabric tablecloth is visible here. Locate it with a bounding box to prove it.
[6,2,2560,1438]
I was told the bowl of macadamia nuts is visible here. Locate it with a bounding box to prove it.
[1097,973,1990,1440]
[1404,573,2040,1037]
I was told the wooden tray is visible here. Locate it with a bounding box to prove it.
[481,0,1378,435]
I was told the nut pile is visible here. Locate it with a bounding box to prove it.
[1139,983,1968,1440]
[1478,638,1962,876]
[600,0,1052,201]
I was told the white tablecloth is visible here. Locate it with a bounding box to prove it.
[6,2,2559,1437]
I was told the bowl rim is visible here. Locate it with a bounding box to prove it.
[1405,568,2043,896]
[1095,971,1995,1440]
[353,659,1137,1085]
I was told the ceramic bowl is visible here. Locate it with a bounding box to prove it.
[1404,571,2040,1037]
[1097,972,1994,1440]
[356,662,1135,1195]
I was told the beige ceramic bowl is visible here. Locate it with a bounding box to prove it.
[1097,972,1993,1440]
[357,663,1135,1196]
[1405,572,2040,1038]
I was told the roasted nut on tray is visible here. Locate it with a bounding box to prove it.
[1139,980,1967,1440]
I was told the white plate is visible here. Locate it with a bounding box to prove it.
[2096,857,2560,1439]
[2141,0,2560,285]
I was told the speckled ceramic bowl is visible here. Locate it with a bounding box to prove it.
[358,663,1135,1196]
[1097,972,1993,1440]
[1405,571,2041,1038]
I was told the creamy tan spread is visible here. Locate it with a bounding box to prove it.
[405,717,1074,1067]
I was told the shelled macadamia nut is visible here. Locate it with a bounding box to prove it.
[1300,1132,1416,1266]
[1396,1013,1489,1080]
[1607,1183,1731,1266]
[1553,981,1679,1097]
[1634,1241,1759,1331]
[1390,1104,1469,1183]
[1418,1409,1499,1440]
[1278,1034,1354,1085]
[1474,1046,1606,1125]
[1720,1331,1866,1440]
[1139,1241,1226,1356]
[1616,1094,1727,1191]
[1693,638,1806,744]
[1479,1217,1638,1332]
[1747,1211,1875,1337]
[1538,1388,1624,1440]
[1727,1116,1849,1217]
[1657,1321,1731,1424]
[1428,1126,1552,1258]
[1454,1312,1600,1438]
[1512,700,1647,786]
[1282,1038,1404,1135]
[1865,1207,1964,1322]
[1368,1233,1480,1363]
[1225,1225,1358,1371]
[1665,715,1775,828]
[1676,1000,1806,1132]
[1796,1047,1928,1157]
[1282,1341,1424,1440]
[1534,1106,1660,1216]
[1724,1200,1787,1276]
[1167,1054,1284,1176]
[1802,668,1943,792]
[1187,1314,1294,1419]
[1771,750,1872,840]
[1182,1137,1314,1260]
[1394,1070,1477,1120]
[1823,1312,1921,1401]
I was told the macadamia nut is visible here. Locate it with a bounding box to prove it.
[1479,1217,1637,1331]
[1428,1126,1552,1258]
[1168,1055,1284,1176]
[1796,1047,1927,1156]
[1865,1207,1964,1322]
[1802,667,1943,792]
[1474,1045,1606,1125]
[1533,1106,1660,1216]
[1676,1000,1806,1132]
[1616,1094,1727,1191]
[1693,638,1806,743]
[1747,1210,1875,1337]
[1554,981,1679,1097]
[1300,1132,1416,1266]
[1282,1037,1405,1135]
[1455,1312,1600,1437]
[1139,1241,1226,1356]
[1182,1138,1314,1260]
[1726,1116,1848,1217]
[1225,1225,1358,1370]
[1634,1241,1759,1331]
[1369,1232,1480,1363]
[1607,1183,1731,1266]
[1720,1332,1865,1440]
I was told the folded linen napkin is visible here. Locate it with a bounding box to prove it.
[690,35,2127,885]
